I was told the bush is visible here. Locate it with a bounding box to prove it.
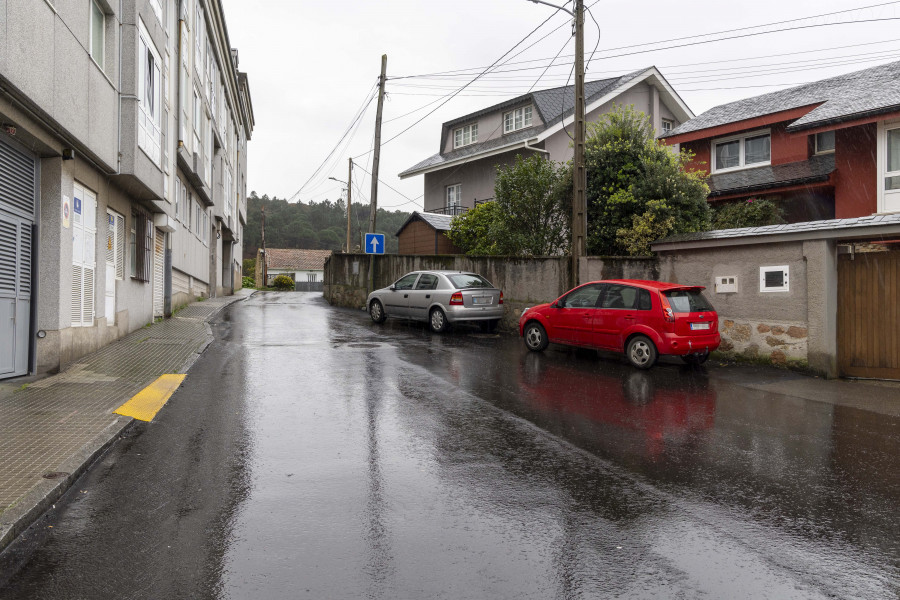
[273,274,295,291]
[712,198,785,230]
[242,258,256,276]
[241,276,255,289]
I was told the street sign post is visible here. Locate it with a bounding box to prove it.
[365,233,385,255]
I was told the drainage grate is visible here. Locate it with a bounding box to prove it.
[42,472,70,480]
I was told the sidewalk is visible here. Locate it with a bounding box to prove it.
[0,290,252,553]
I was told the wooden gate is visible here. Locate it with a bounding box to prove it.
[838,250,900,379]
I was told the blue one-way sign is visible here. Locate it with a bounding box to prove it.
[365,233,385,255]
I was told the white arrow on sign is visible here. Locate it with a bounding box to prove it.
[369,236,380,252]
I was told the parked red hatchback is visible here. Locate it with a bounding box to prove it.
[518,280,720,369]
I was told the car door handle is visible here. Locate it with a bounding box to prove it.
[404,294,409,298]
[425,294,431,298]
[624,313,635,319]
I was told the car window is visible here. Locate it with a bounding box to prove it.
[447,274,493,289]
[600,284,639,309]
[637,288,652,311]
[415,274,438,290]
[663,289,715,313]
[561,284,604,308]
[394,273,419,290]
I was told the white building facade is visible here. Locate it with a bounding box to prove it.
[0,0,253,378]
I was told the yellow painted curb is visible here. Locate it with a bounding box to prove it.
[114,374,186,422]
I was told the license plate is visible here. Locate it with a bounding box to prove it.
[690,322,710,330]
[473,296,491,305]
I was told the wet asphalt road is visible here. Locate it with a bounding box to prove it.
[0,292,898,599]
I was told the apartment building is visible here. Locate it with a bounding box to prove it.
[0,0,253,379]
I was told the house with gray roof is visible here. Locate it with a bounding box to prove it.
[663,60,900,222]
[399,67,693,216]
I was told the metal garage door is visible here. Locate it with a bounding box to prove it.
[0,139,37,379]
[838,249,900,380]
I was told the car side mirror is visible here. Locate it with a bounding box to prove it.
[551,301,559,308]
[389,285,396,291]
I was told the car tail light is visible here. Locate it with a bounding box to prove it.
[450,292,464,305]
[659,294,675,323]
[499,291,504,305]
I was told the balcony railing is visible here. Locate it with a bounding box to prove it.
[426,198,494,216]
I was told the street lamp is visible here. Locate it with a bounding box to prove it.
[527,0,585,288]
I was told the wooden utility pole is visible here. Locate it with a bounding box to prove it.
[346,158,353,253]
[368,54,387,294]
[368,54,387,235]
[572,0,586,289]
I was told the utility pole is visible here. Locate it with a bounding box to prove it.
[346,158,353,253]
[368,54,387,235]
[572,0,586,289]
[368,54,387,294]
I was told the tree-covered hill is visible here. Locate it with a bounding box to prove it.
[243,192,411,258]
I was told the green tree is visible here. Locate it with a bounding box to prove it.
[584,105,710,256]
[448,154,571,256]
[447,201,509,255]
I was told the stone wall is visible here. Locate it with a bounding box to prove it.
[719,320,809,365]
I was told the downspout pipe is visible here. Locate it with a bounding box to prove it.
[524,139,550,156]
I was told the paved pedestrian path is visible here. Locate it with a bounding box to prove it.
[0,291,251,551]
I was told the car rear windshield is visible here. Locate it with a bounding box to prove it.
[663,289,714,313]
[447,274,494,289]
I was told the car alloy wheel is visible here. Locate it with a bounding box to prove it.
[524,322,548,352]
[370,300,386,324]
[429,308,447,333]
[626,335,657,369]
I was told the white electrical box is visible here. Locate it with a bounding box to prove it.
[715,276,738,294]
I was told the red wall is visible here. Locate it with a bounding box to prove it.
[832,123,877,218]
[770,122,808,165]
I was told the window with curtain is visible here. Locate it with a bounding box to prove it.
[713,131,770,172]
[137,20,162,165]
[90,1,105,69]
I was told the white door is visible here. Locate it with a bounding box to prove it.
[105,211,122,325]
[72,184,97,328]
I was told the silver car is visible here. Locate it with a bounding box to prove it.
[367,270,504,333]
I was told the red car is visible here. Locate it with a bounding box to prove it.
[518,279,720,369]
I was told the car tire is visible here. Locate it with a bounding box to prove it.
[680,350,710,365]
[523,321,549,352]
[429,307,448,333]
[481,319,499,333]
[369,299,386,324]
[626,335,657,369]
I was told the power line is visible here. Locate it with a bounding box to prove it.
[354,5,571,160]
[388,2,900,80]
[287,83,378,202]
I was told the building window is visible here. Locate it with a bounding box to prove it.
[89,0,105,69]
[138,20,162,165]
[661,119,674,134]
[886,126,900,191]
[815,131,835,154]
[131,208,152,282]
[446,184,461,210]
[308,273,317,283]
[454,123,478,148]
[202,210,209,245]
[504,106,532,133]
[760,265,789,293]
[713,130,770,172]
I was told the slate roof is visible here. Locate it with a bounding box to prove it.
[395,211,454,236]
[666,60,900,138]
[708,154,835,197]
[399,68,649,178]
[265,248,332,271]
[653,212,900,248]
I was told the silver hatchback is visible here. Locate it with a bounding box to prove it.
[367,270,504,332]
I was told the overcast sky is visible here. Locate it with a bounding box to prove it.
[219,0,900,213]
